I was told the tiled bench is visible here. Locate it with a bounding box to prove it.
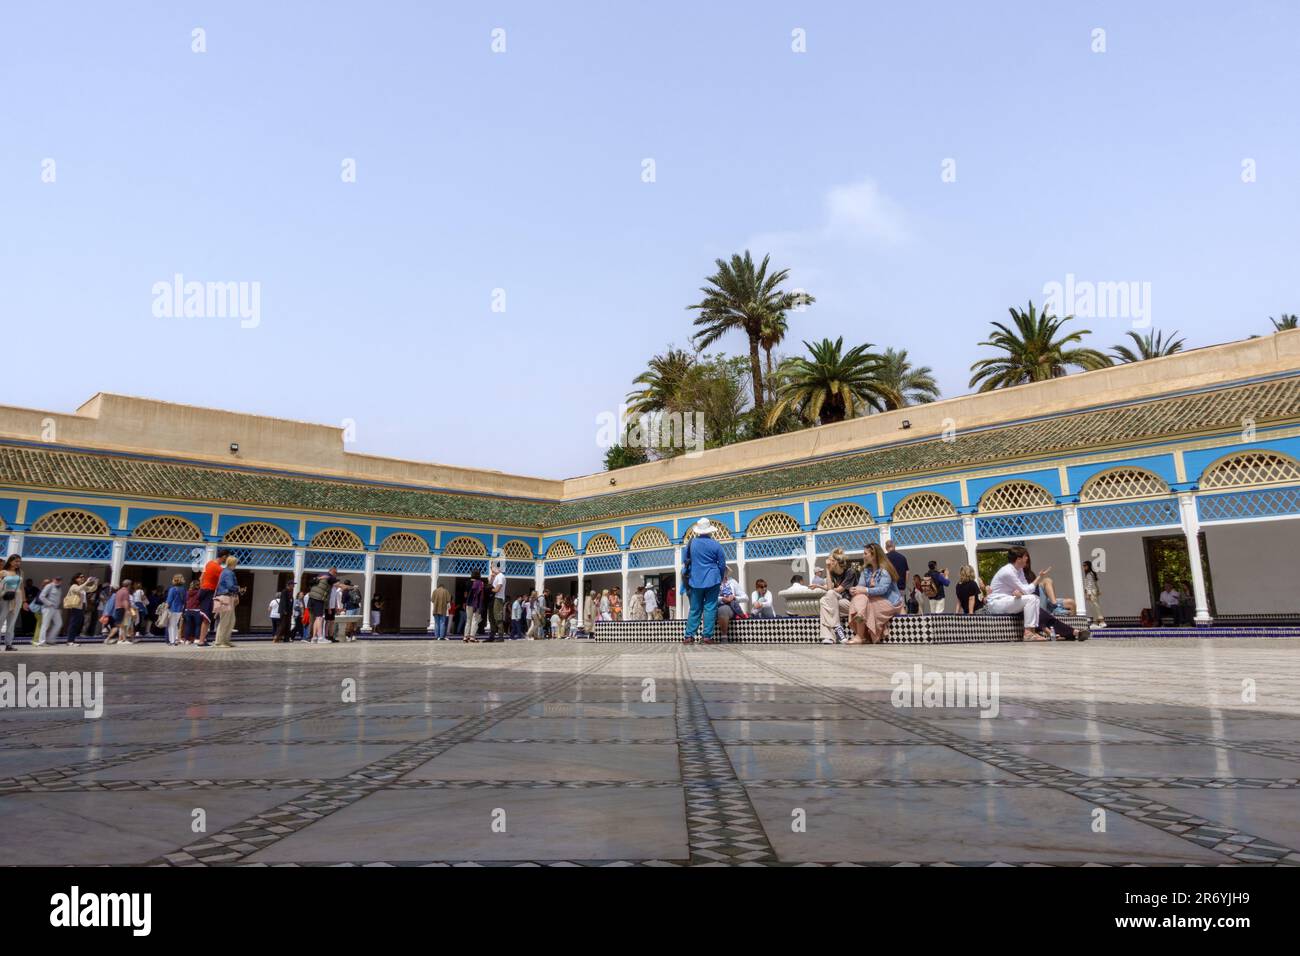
[593,613,1091,645]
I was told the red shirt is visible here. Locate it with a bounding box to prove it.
[200,560,222,591]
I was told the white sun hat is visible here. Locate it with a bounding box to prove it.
[691,518,715,536]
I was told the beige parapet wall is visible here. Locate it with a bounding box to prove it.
[1,331,1297,502]
[562,330,1300,498]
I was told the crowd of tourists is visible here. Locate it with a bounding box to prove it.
[433,566,672,643]
[2,525,1121,649]
[0,550,375,649]
[675,517,1097,645]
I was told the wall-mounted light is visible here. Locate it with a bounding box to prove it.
[609,477,617,485]
[900,420,911,430]
[229,442,240,454]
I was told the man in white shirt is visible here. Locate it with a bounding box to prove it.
[1159,583,1181,625]
[644,585,660,620]
[985,546,1046,641]
[750,579,776,619]
[488,565,507,640]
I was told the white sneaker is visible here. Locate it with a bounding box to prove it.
[821,637,836,645]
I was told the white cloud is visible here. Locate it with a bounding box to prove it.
[747,176,909,259]
[822,179,908,244]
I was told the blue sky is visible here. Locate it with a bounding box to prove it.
[2,1,1297,479]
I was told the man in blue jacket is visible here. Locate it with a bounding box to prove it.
[682,518,728,645]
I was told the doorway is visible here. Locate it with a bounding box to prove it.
[1142,533,1215,616]
[374,576,403,632]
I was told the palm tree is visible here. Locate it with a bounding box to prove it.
[969,301,1110,391]
[1271,313,1298,332]
[626,348,696,416]
[1111,329,1186,363]
[877,347,939,410]
[688,251,813,410]
[758,311,788,403]
[766,337,894,427]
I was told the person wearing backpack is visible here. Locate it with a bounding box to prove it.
[924,561,950,613]
[268,593,281,640]
[307,572,333,643]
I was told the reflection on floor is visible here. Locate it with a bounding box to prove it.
[1,639,1297,866]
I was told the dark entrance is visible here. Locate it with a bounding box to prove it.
[234,569,256,633]
[1142,533,1215,617]
[374,575,403,633]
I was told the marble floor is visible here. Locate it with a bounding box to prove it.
[1,639,1298,866]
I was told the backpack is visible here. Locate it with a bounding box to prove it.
[268,597,280,617]
[921,575,938,598]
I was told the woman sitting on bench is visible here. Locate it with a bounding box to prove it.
[845,543,903,644]
[817,549,859,644]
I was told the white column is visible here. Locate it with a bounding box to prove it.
[735,538,747,606]
[534,558,544,595]
[576,557,586,628]
[620,551,630,619]
[360,550,376,633]
[1179,493,1212,624]
[292,546,306,589]
[672,542,683,620]
[110,536,127,587]
[427,555,440,632]
[7,531,24,558]
[803,530,816,580]
[877,523,890,549]
[1062,504,1085,613]
[961,513,978,572]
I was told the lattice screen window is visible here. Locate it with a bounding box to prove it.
[745,512,802,538]
[891,493,956,522]
[978,481,1055,513]
[817,503,873,530]
[223,522,293,547]
[545,540,576,559]
[1079,468,1169,502]
[1200,452,1300,490]
[584,534,619,555]
[628,527,671,550]
[29,509,110,536]
[684,520,733,541]
[133,515,203,541]
[444,536,489,557]
[501,540,532,560]
[309,527,365,551]
[379,532,429,554]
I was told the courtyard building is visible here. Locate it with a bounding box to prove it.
[1,331,1299,635]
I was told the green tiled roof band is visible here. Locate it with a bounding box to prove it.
[2,377,1297,529]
